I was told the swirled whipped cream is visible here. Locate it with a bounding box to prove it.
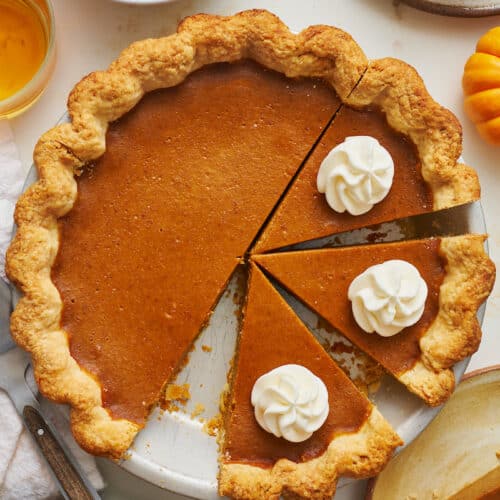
[316,136,394,215]
[250,364,329,443]
[348,260,428,337]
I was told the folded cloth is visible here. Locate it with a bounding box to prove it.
[0,120,105,498]
[0,389,105,499]
[0,121,24,282]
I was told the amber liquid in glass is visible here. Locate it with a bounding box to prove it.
[0,0,48,101]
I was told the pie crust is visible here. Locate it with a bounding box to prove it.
[391,235,495,404]
[220,408,399,500]
[5,10,368,458]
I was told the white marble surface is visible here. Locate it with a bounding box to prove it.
[8,0,500,498]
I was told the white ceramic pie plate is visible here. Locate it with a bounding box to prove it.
[15,141,487,499]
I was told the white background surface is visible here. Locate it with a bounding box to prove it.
[8,0,500,498]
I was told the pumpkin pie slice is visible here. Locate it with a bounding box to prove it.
[253,59,481,254]
[254,235,495,406]
[6,11,367,458]
[219,263,401,500]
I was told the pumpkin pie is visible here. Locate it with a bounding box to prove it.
[4,7,494,486]
[254,235,495,406]
[5,10,366,458]
[253,59,481,254]
[219,263,401,499]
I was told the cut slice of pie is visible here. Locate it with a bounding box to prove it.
[6,11,368,458]
[219,263,401,499]
[254,235,495,406]
[253,59,481,254]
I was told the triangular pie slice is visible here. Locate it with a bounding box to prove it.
[253,59,481,254]
[254,235,495,406]
[219,263,401,499]
[6,11,367,457]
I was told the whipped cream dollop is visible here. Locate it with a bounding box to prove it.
[316,136,394,216]
[348,260,428,337]
[251,364,329,443]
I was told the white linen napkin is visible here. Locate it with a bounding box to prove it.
[0,120,105,498]
[0,121,24,282]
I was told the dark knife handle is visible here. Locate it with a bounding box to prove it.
[23,405,100,500]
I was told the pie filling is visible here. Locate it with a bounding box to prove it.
[254,105,434,253]
[255,238,446,376]
[222,265,371,468]
[51,60,340,424]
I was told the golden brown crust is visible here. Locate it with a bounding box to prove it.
[5,10,367,458]
[399,361,455,407]
[346,58,480,210]
[5,140,140,458]
[422,235,496,370]
[384,234,495,407]
[402,235,494,406]
[219,407,402,500]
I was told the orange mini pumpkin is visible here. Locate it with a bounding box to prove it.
[463,27,500,145]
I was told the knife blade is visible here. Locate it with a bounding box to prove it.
[0,278,100,500]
